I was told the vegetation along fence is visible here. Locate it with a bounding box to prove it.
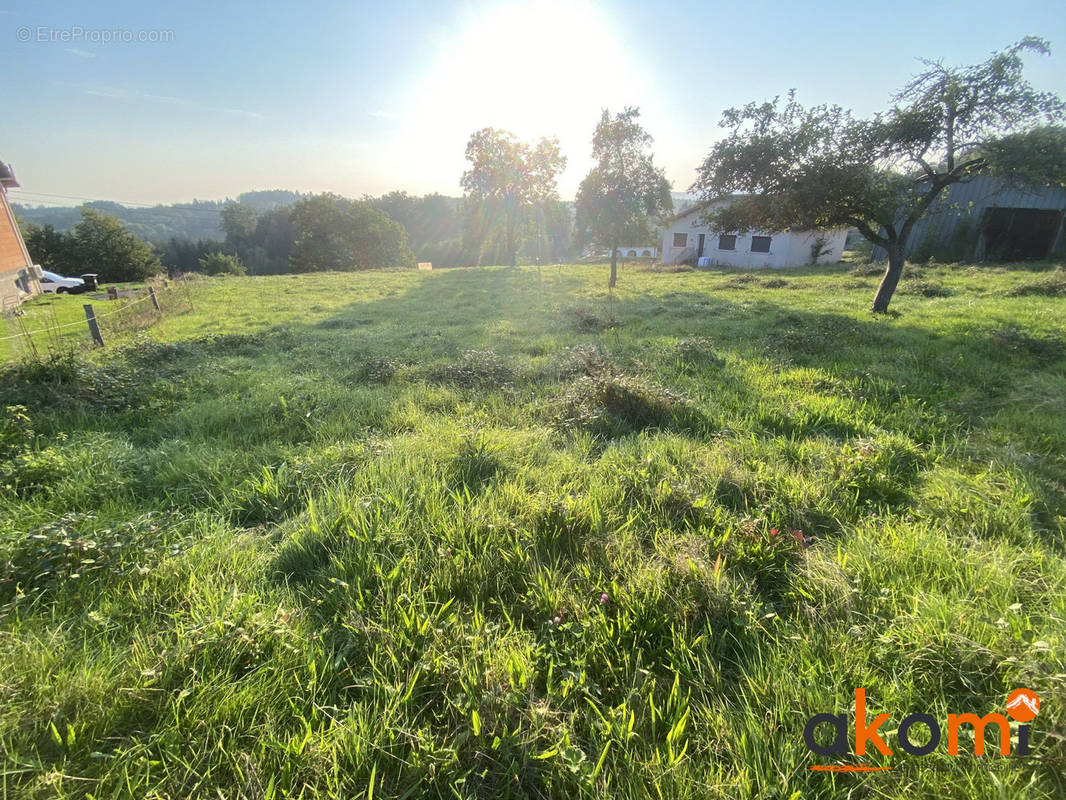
[0,278,196,364]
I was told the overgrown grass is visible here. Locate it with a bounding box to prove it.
[1,261,1064,799]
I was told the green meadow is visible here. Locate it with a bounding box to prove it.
[1,262,1064,798]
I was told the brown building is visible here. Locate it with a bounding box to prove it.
[0,159,40,309]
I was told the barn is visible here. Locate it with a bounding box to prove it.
[873,175,1066,262]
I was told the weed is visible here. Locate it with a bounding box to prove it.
[556,373,700,438]
[674,337,724,368]
[554,343,614,378]
[1006,269,1066,297]
[903,280,954,297]
[572,307,620,333]
[357,355,406,384]
[432,349,516,388]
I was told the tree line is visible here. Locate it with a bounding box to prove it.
[19,194,418,282]
[16,37,1066,311]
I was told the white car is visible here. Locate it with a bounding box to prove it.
[39,270,85,294]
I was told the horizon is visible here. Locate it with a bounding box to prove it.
[4,0,1066,207]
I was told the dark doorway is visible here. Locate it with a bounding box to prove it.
[697,233,706,258]
[980,207,1064,261]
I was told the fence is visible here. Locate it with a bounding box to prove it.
[0,278,196,363]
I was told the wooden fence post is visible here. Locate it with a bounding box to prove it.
[149,286,161,312]
[83,304,104,347]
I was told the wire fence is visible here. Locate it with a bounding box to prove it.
[0,277,197,364]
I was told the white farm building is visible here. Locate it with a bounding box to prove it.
[661,204,848,268]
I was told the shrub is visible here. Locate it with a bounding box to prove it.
[198,252,247,276]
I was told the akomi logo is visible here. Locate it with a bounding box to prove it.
[804,688,1040,772]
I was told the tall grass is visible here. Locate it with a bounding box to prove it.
[0,262,1063,798]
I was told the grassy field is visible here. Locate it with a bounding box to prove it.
[1,261,1064,799]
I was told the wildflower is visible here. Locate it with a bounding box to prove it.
[770,528,779,538]
[599,593,609,605]
[793,529,812,548]
[553,615,562,626]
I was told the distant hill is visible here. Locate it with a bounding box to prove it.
[11,189,309,244]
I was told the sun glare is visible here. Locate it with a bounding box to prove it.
[389,0,652,193]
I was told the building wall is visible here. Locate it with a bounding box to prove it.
[616,246,658,258]
[0,186,38,307]
[661,209,847,268]
[872,176,1066,261]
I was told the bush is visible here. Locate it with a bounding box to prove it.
[198,252,246,276]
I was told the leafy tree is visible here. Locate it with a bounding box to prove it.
[246,208,296,274]
[575,107,672,288]
[220,202,259,255]
[71,209,163,282]
[369,191,468,266]
[289,194,414,272]
[20,222,79,275]
[692,38,1066,312]
[156,237,223,275]
[198,252,246,276]
[461,129,566,267]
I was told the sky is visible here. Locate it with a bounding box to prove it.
[3,0,1066,206]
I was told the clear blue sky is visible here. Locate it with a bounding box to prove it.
[3,0,1065,205]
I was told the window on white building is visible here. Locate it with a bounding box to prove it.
[751,236,771,253]
[672,233,688,248]
[718,234,736,251]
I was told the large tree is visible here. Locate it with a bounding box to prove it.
[692,38,1066,312]
[289,194,414,272]
[71,209,163,282]
[575,107,672,288]
[461,129,566,267]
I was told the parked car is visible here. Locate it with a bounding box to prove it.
[39,270,85,294]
